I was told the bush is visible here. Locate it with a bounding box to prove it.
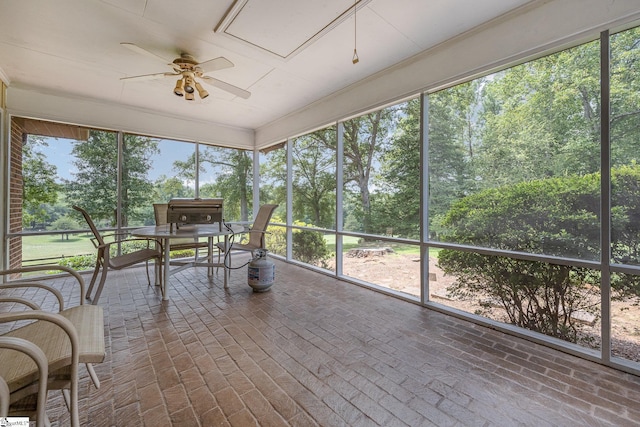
[292,229,330,267]
[438,250,600,342]
[58,254,96,271]
[262,217,331,267]
[265,224,287,257]
[48,216,82,240]
[437,166,640,343]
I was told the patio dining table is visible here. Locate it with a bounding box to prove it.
[131,224,231,300]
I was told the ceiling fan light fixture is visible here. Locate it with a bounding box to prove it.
[184,75,195,94]
[185,91,195,101]
[173,78,185,96]
[195,82,209,99]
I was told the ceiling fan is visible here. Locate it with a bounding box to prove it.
[119,42,251,100]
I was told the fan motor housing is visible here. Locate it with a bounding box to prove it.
[173,54,199,71]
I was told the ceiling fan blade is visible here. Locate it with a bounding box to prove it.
[120,72,179,81]
[201,76,251,99]
[121,42,171,64]
[198,57,234,73]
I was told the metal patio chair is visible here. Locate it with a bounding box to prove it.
[73,205,162,304]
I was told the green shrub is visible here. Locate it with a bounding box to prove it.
[58,254,96,271]
[438,166,640,343]
[262,217,331,267]
[265,225,287,257]
[48,216,82,240]
[292,229,330,267]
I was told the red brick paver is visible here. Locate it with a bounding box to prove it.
[3,258,640,426]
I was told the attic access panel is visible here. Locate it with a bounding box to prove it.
[215,0,371,59]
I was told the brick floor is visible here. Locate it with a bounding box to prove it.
[4,258,640,426]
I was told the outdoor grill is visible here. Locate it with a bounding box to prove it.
[167,198,224,231]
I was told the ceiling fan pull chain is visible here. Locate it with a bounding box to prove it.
[352,0,359,64]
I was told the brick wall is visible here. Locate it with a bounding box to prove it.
[9,117,24,270]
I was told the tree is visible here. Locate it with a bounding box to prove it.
[66,131,158,226]
[174,146,252,221]
[427,82,482,231]
[153,175,194,202]
[311,109,399,234]
[48,216,81,240]
[291,129,336,228]
[259,133,336,229]
[365,99,420,238]
[342,111,393,233]
[259,146,287,211]
[22,135,60,228]
[476,40,601,184]
[610,27,640,168]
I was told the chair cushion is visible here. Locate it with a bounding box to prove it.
[0,305,104,393]
[59,306,105,364]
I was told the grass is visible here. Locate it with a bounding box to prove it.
[23,230,440,265]
[22,233,95,262]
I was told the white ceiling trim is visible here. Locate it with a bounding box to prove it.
[7,86,255,149]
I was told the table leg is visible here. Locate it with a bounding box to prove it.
[223,234,229,289]
[162,237,170,300]
[208,237,213,277]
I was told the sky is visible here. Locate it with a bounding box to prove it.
[42,137,191,183]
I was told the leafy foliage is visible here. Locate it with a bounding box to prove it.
[22,136,60,227]
[58,254,95,270]
[438,250,600,342]
[375,98,421,239]
[47,216,82,240]
[174,146,253,221]
[291,129,337,229]
[292,229,330,267]
[438,167,640,342]
[262,216,330,267]
[65,131,158,226]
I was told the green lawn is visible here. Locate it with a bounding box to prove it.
[22,232,95,263]
[22,231,439,264]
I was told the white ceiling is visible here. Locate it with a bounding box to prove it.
[0,0,568,138]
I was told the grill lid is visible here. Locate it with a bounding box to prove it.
[168,198,223,209]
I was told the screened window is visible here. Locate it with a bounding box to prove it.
[429,41,601,261]
[199,145,253,222]
[341,99,420,239]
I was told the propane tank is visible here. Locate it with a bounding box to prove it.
[248,249,275,292]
